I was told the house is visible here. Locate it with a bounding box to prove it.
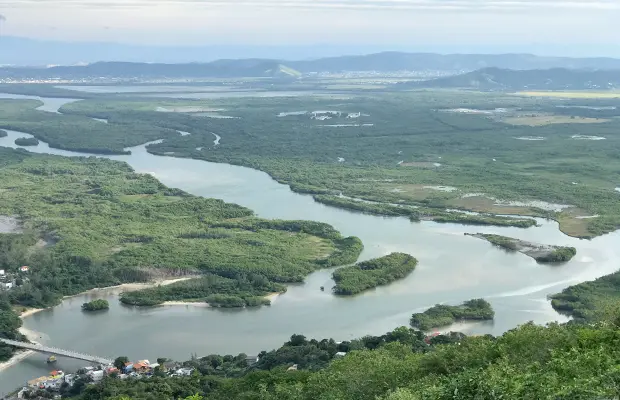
[87,370,104,382]
[20,266,29,273]
[105,367,119,375]
[0,270,5,276]
[133,361,150,374]
[50,370,64,379]
[3,282,13,290]
[123,362,134,373]
[334,352,347,358]
[149,363,160,371]
[64,374,75,386]
[175,368,194,376]
[287,364,298,371]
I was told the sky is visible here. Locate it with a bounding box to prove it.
[0,0,619,52]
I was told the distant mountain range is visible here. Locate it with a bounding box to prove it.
[406,68,620,91]
[5,36,620,67]
[289,52,620,73]
[2,52,620,93]
[4,51,620,81]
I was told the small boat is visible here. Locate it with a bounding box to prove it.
[320,286,325,291]
[47,356,57,363]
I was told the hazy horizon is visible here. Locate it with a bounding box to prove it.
[1,0,618,52]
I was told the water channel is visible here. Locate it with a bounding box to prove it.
[0,94,619,392]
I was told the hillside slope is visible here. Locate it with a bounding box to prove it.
[407,67,620,90]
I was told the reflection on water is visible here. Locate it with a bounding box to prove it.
[0,95,618,392]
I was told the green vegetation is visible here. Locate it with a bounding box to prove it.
[14,137,39,146]
[54,88,620,238]
[81,299,109,311]
[0,147,361,311]
[313,195,419,219]
[468,233,577,263]
[314,195,537,228]
[332,253,417,295]
[63,320,620,400]
[120,274,279,307]
[1,86,619,238]
[0,100,177,154]
[0,129,7,138]
[471,233,519,251]
[550,270,620,321]
[0,297,23,361]
[535,247,577,263]
[427,210,537,227]
[410,299,494,331]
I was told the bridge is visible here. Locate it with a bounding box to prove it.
[0,338,113,365]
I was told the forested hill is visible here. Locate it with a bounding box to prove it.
[406,67,620,91]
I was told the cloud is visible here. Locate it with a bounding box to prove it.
[1,0,620,10]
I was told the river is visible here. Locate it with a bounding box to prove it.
[0,95,619,393]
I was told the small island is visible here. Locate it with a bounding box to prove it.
[466,233,576,263]
[410,299,494,331]
[332,252,417,295]
[0,130,7,138]
[119,274,284,308]
[14,137,40,146]
[82,299,110,312]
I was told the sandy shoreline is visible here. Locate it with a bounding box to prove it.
[160,292,283,308]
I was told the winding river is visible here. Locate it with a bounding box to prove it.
[0,95,619,392]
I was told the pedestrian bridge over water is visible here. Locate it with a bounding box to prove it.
[0,338,113,365]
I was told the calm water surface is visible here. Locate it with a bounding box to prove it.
[0,95,618,392]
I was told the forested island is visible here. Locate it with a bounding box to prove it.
[0,129,7,138]
[120,274,278,307]
[14,137,39,146]
[81,299,109,311]
[466,233,577,263]
[410,299,495,331]
[332,253,417,295]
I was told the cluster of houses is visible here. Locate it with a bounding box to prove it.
[17,359,195,398]
[0,266,29,291]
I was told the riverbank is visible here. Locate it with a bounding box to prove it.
[0,327,42,373]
